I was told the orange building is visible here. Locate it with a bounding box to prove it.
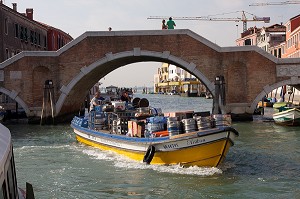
[282,14,300,58]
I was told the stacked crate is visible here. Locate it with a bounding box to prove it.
[114,110,136,135]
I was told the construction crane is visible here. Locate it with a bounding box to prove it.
[249,1,300,6]
[148,11,270,32]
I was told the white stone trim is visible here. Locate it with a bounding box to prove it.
[133,48,141,56]
[276,64,300,77]
[0,88,30,116]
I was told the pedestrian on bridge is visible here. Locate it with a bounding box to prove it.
[162,19,168,29]
[167,17,176,29]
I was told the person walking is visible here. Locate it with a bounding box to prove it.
[167,17,176,29]
[162,19,168,29]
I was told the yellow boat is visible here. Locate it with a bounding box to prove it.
[71,110,239,167]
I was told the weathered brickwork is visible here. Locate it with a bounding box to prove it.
[0,29,299,122]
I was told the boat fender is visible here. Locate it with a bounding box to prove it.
[143,145,155,164]
[223,126,239,136]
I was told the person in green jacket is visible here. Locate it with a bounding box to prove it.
[167,17,176,29]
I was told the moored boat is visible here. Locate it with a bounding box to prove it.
[0,105,5,122]
[0,124,34,199]
[273,102,300,126]
[71,99,239,167]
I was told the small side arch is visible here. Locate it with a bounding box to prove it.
[250,77,300,113]
[0,87,31,116]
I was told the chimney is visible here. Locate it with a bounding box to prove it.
[26,8,33,20]
[12,3,17,11]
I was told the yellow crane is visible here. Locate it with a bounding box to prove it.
[148,11,270,32]
[249,1,300,6]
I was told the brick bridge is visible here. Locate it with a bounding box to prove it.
[1,29,300,122]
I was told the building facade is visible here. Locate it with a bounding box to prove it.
[236,27,260,46]
[0,2,48,62]
[46,25,73,51]
[154,63,206,96]
[282,14,300,58]
[236,15,300,103]
[0,2,73,63]
[257,24,286,55]
[0,2,73,116]
[236,24,286,56]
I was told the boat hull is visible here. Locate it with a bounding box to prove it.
[273,108,300,126]
[72,118,238,167]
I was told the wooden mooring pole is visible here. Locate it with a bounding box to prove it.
[40,80,55,125]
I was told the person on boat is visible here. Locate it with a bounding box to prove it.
[121,91,131,103]
[90,92,105,111]
[167,17,176,29]
[271,97,277,103]
[162,19,168,29]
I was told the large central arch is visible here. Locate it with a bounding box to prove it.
[56,49,215,115]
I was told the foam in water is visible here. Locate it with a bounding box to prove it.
[81,147,223,176]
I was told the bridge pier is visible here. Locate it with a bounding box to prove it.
[225,103,254,121]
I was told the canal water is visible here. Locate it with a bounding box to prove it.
[6,93,300,199]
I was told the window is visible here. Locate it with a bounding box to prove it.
[278,48,282,58]
[4,18,8,34]
[52,34,55,49]
[30,30,34,44]
[24,28,28,42]
[20,26,24,40]
[34,32,37,45]
[244,39,251,45]
[38,33,41,46]
[57,35,60,49]
[5,49,9,60]
[44,36,47,48]
[274,49,277,57]
[15,24,19,38]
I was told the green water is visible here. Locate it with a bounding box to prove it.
[6,94,300,199]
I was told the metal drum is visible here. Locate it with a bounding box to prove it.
[212,114,232,126]
[167,117,178,122]
[182,118,196,133]
[167,121,182,136]
[112,120,118,134]
[194,116,211,130]
[146,123,165,133]
[94,117,105,130]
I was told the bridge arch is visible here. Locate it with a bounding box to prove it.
[250,77,300,113]
[56,49,215,115]
[0,87,30,116]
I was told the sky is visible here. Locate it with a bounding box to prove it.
[4,0,300,88]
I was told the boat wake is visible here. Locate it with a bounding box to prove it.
[81,147,223,176]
